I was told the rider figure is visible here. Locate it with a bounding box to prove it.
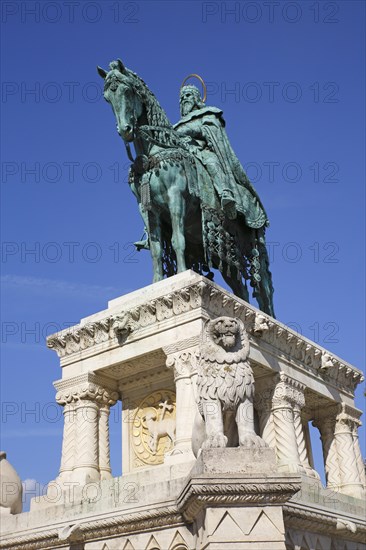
[134,83,269,250]
[174,84,269,229]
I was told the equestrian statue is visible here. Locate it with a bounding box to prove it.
[97,59,275,317]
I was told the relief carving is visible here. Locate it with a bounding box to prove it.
[192,316,265,454]
[132,390,176,466]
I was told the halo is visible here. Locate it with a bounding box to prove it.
[181,73,207,103]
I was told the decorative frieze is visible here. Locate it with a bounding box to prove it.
[283,503,366,545]
[46,278,363,398]
[178,478,301,523]
[0,505,182,550]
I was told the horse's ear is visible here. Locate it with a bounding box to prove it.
[97,66,107,79]
[117,59,126,73]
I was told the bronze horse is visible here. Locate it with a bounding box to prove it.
[98,59,275,317]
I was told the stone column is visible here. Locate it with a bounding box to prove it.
[333,404,365,498]
[271,374,303,473]
[73,397,100,484]
[293,401,320,480]
[256,373,320,478]
[56,401,76,481]
[313,412,341,491]
[166,348,198,458]
[255,376,277,450]
[54,373,118,486]
[99,404,113,480]
[351,416,366,490]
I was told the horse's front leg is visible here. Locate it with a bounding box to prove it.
[168,179,187,273]
[135,199,163,282]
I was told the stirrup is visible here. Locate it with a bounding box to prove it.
[134,238,150,251]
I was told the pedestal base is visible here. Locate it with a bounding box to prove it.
[178,448,301,549]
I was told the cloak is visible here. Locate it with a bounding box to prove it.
[174,107,268,229]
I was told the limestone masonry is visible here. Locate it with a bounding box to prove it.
[1,272,365,549]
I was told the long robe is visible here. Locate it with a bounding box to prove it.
[174,106,268,230]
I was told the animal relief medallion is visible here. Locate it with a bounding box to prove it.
[132,390,176,466]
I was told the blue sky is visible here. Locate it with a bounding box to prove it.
[1,1,365,508]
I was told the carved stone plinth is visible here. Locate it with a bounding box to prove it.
[177,448,301,549]
[1,272,365,550]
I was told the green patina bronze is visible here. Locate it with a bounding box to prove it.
[97,59,275,317]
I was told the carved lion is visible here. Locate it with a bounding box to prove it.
[192,316,266,455]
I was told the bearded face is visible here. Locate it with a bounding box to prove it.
[180,88,200,116]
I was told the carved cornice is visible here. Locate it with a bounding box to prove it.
[47,282,207,358]
[177,476,301,522]
[0,506,183,550]
[54,373,119,406]
[248,317,364,395]
[47,318,112,357]
[283,503,366,544]
[46,278,363,395]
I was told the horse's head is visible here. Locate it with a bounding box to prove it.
[97,59,143,142]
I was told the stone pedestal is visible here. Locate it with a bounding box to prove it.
[178,448,300,549]
[1,272,365,550]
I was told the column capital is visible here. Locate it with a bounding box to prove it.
[54,372,119,406]
[335,403,362,431]
[272,372,306,409]
[313,403,362,430]
[165,346,199,380]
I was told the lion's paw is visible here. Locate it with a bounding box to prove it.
[239,433,267,448]
[202,433,228,449]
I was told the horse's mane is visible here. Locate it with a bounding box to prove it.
[126,69,172,129]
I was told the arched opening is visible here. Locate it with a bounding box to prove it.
[110,400,122,477]
[307,421,325,484]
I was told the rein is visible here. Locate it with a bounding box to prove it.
[137,125,187,150]
[124,125,187,166]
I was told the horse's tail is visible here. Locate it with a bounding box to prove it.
[251,229,275,318]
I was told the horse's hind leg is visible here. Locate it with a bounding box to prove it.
[254,236,275,317]
[148,212,164,283]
